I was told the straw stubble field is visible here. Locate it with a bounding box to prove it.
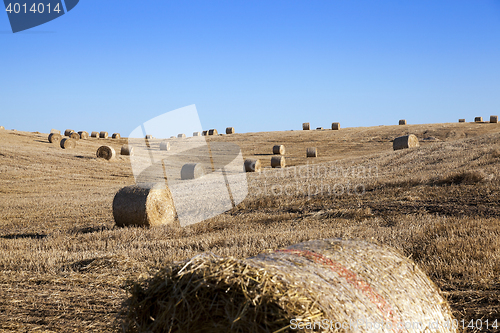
[0,122,499,332]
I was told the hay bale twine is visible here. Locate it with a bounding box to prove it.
[64,129,74,136]
[193,132,201,137]
[458,119,465,123]
[244,159,261,172]
[306,147,317,157]
[48,133,62,144]
[271,156,285,168]
[160,140,170,151]
[202,130,208,136]
[332,122,340,130]
[121,145,134,156]
[208,129,218,135]
[226,127,235,134]
[60,138,76,149]
[78,131,89,139]
[302,122,310,130]
[399,119,407,125]
[393,134,419,151]
[96,146,116,160]
[475,117,483,122]
[50,129,60,134]
[125,238,456,333]
[113,183,176,228]
[100,131,108,139]
[490,115,498,123]
[91,131,99,138]
[69,132,80,140]
[178,133,186,139]
[272,145,285,155]
[112,133,121,139]
[181,163,204,180]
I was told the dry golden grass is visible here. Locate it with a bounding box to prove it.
[0,123,499,332]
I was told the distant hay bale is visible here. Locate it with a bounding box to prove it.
[208,129,218,135]
[69,132,80,140]
[244,159,261,172]
[170,136,176,139]
[475,117,483,122]
[60,138,76,149]
[393,134,419,151]
[64,129,74,136]
[399,119,407,125]
[78,131,89,139]
[145,134,153,140]
[113,183,176,228]
[272,145,285,155]
[48,133,62,144]
[181,163,205,180]
[331,122,340,130]
[100,131,108,139]
[112,133,121,139]
[458,119,465,123]
[302,122,310,130]
[306,147,317,157]
[91,131,99,138]
[490,115,498,123]
[121,145,134,156]
[226,127,235,134]
[0,126,4,130]
[125,238,455,333]
[160,140,170,151]
[316,127,323,130]
[271,156,285,168]
[96,146,116,160]
[50,129,60,134]
[202,130,208,136]
[193,132,201,137]
[178,133,186,139]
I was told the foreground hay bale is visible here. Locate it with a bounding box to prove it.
[226,127,235,134]
[399,119,407,125]
[271,156,285,168]
[50,129,60,134]
[113,184,176,228]
[181,163,204,180]
[100,131,109,139]
[69,132,80,140]
[302,122,310,130]
[48,133,62,144]
[458,119,465,123]
[475,117,483,122]
[306,147,317,157]
[160,141,170,151]
[91,131,99,138]
[208,129,218,135]
[112,133,121,139]
[332,122,340,130]
[125,239,455,333]
[96,146,116,160]
[272,145,285,155]
[121,145,134,156]
[64,129,74,136]
[78,131,89,139]
[393,134,419,151]
[490,115,498,123]
[60,138,76,149]
[244,159,261,172]
[178,133,186,139]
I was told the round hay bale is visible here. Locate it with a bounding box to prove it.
[490,115,498,123]
[121,145,134,156]
[393,134,419,151]
[69,132,80,140]
[202,130,208,136]
[399,119,407,125]
[48,133,62,144]
[50,129,60,134]
[170,136,176,139]
[64,129,74,136]
[458,119,465,123]
[302,122,310,130]
[60,138,76,149]
[244,159,261,172]
[145,134,153,140]
[112,183,176,228]
[125,238,456,333]
[178,133,186,139]
[306,147,317,157]
[226,127,235,134]
[272,145,285,155]
[112,133,121,139]
[78,131,89,139]
[332,122,340,130]
[91,131,99,138]
[0,126,4,130]
[475,117,483,122]
[160,140,170,151]
[193,132,201,137]
[100,131,109,138]
[208,129,218,135]
[181,163,204,180]
[316,127,323,130]
[271,156,285,168]
[96,146,116,160]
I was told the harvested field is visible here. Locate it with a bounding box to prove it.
[0,122,500,332]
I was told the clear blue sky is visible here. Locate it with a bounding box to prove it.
[1,1,500,136]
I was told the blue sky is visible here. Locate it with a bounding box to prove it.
[1,1,500,136]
